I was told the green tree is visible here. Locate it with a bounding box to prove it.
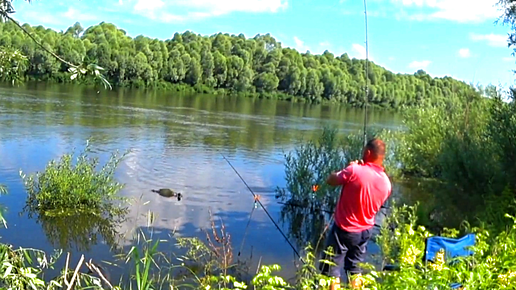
[0,4,486,108]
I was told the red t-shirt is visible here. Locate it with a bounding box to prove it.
[333,162,392,233]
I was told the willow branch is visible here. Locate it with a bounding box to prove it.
[3,12,78,69]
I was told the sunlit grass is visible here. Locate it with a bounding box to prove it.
[19,140,129,218]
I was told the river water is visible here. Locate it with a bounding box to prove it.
[0,83,405,283]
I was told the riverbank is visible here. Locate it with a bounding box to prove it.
[0,201,514,290]
[5,77,408,112]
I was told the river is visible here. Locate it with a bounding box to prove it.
[0,82,406,284]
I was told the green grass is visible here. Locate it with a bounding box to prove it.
[19,140,129,218]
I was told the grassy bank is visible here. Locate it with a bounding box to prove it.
[0,200,513,289]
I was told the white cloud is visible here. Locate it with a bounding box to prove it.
[470,33,508,47]
[351,43,367,59]
[177,0,288,13]
[393,0,501,23]
[16,6,101,27]
[133,0,288,22]
[458,48,471,58]
[293,36,310,52]
[503,57,514,62]
[350,43,389,67]
[319,41,331,48]
[134,0,164,12]
[63,8,99,22]
[408,60,431,69]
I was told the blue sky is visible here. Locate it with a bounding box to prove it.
[10,0,516,89]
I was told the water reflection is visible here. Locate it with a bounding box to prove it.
[26,211,125,252]
[279,202,329,251]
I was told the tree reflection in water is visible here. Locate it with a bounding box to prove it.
[278,201,333,254]
[26,209,124,252]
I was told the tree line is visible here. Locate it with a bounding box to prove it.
[0,19,487,108]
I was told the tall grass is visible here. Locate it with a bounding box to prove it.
[19,140,129,217]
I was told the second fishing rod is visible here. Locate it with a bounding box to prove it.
[221,153,306,264]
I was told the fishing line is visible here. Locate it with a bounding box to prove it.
[221,154,305,264]
[237,201,257,257]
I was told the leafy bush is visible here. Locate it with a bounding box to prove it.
[0,47,28,85]
[275,126,401,212]
[393,89,516,231]
[20,140,128,217]
[275,126,347,211]
[360,203,516,290]
[395,94,493,180]
[488,91,516,189]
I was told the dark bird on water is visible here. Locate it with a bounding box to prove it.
[151,188,183,200]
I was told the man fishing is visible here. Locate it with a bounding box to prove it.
[320,138,392,290]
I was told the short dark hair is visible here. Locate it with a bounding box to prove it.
[365,138,386,157]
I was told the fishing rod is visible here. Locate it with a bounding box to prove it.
[220,154,305,264]
[279,200,389,216]
[363,0,370,147]
[313,0,373,255]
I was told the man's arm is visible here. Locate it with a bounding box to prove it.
[326,165,354,187]
[326,171,343,186]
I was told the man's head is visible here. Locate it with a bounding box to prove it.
[362,138,386,164]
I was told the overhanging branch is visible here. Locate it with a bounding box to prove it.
[2,12,78,69]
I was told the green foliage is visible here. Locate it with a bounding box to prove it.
[275,126,347,210]
[0,242,120,290]
[487,90,516,188]
[394,86,516,231]
[397,93,496,181]
[69,63,112,89]
[481,185,516,234]
[294,245,337,289]
[19,140,128,217]
[1,0,112,89]
[125,238,162,290]
[0,19,482,108]
[361,203,516,290]
[276,126,400,211]
[0,46,27,85]
[0,203,515,290]
[251,265,289,289]
[0,244,60,289]
[0,0,18,17]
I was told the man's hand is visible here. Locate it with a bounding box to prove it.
[326,171,341,187]
[349,159,364,166]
